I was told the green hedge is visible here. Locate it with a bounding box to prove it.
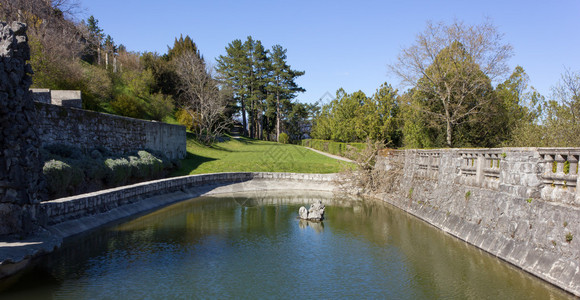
[41,144,176,199]
[301,139,366,158]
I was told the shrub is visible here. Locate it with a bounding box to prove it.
[137,150,164,178]
[43,159,74,196]
[111,94,146,119]
[148,93,175,121]
[105,157,132,185]
[566,232,573,243]
[279,133,289,144]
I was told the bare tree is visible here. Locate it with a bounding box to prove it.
[390,19,513,146]
[552,68,580,124]
[174,51,230,144]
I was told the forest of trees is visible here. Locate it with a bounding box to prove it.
[1,1,579,148]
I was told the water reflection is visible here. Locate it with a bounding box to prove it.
[0,192,574,299]
[298,219,324,233]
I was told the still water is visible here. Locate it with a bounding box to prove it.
[0,191,573,299]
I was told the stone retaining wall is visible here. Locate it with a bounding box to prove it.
[0,22,44,236]
[375,148,580,296]
[35,102,186,160]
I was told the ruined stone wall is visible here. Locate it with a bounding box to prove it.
[35,102,186,160]
[375,148,580,296]
[0,22,44,236]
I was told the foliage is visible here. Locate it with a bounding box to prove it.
[390,20,513,147]
[566,232,573,243]
[278,133,289,144]
[43,159,75,197]
[41,145,175,199]
[174,50,231,144]
[311,83,402,146]
[216,37,306,140]
[111,94,146,118]
[148,93,175,121]
[336,140,400,195]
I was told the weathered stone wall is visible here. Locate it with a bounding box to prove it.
[49,90,81,108]
[0,22,44,236]
[35,102,186,160]
[375,148,580,296]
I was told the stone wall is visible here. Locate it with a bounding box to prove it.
[49,90,81,108]
[0,22,44,236]
[40,172,336,226]
[35,102,186,160]
[375,148,580,296]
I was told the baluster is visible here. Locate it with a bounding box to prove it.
[570,155,579,176]
[555,154,565,174]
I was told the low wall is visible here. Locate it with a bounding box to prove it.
[375,148,580,296]
[35,102,186,160]
[0,172,336,275]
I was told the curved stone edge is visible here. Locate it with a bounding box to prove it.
[0,172,337,279]
[370,192,580,298]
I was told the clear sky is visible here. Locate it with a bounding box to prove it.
[77,0,580,104]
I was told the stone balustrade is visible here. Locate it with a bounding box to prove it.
[378,147,580,206]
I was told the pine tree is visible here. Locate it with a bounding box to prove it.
[267,45,305,142]
[216,39,249,136]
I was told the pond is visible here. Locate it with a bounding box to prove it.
[0,191,573,299]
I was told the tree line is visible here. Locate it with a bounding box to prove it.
[311,20,580,148]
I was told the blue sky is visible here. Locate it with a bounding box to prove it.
[78,0,580,104]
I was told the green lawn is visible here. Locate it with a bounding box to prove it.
[171,134,350,176]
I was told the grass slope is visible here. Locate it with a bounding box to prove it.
[172,135,349,176]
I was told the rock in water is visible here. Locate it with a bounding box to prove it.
[298,200,325,221]
[299,206,309,220]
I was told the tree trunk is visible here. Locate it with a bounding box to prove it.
[105,52,109,70]
[276,91,280,142]
[446,118,452,147]
[241,97,247,136]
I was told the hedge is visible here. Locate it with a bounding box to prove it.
[41,144,175,199]
[301,139,366,159]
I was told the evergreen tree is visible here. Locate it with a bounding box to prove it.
[216,39,249,135]
[267,45,305,142]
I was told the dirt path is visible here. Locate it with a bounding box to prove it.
[304,147,354,163]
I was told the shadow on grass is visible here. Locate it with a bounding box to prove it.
[170,152,216,177]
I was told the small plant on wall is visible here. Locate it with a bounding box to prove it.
[465,190,471,201]
[566,232,573,243]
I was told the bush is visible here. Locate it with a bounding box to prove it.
[43,159,74,196]
[41,145,175,199]
[148,93,175,121]
[279,132,289,144]
[111,94,146,119]
[105,157,132,185]
[137,150,164,177]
